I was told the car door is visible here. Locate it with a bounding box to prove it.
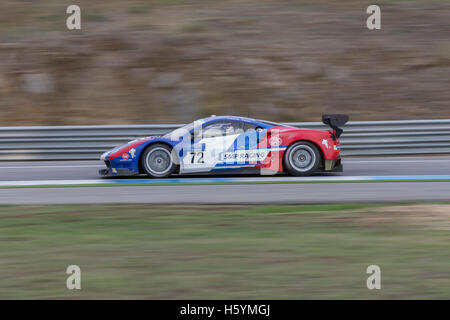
[223,122,269,168]
[180,120,243,173]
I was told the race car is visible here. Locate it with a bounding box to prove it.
[99,114,348,178]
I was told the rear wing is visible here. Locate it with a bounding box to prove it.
[322,114,349,138]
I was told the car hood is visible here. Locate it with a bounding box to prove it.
[101,136,157,160]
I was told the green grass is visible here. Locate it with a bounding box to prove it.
[0,203,449,299]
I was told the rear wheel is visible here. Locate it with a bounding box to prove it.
[283,141,320,176]
[141,144,176,178]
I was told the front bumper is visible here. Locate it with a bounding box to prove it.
[99,160,139,177]
[99,168,138,177]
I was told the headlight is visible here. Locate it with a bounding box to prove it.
[100,151,110,161]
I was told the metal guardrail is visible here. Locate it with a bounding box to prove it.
[1,120,450,160]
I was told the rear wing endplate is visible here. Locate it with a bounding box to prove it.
[322,114,349,138]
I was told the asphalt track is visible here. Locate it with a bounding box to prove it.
[1,157,450,181]
[0,157,449,204]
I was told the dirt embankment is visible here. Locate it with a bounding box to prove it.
[0,0,449,125]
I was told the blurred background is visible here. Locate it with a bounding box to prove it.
[1,1,450,300]
[0,0,449,126]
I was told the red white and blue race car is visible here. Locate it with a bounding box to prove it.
[99,114,348,178]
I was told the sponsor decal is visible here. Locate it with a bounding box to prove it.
[269,136,282,147]
[122,153,129,160]
[129,148,136,158]
[322,139,330,149]
[334,145,341,150]
[220,150,269,162]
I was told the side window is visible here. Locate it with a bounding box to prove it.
[199,121,243,138]
[243,122,264,133]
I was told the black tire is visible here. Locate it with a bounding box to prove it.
[141,143,177,178]
[283,141,321,176]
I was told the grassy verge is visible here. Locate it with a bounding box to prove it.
[0,203,449,299]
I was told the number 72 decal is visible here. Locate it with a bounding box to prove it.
[189,152,204,164]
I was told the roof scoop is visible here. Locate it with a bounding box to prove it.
[322,114,349,138]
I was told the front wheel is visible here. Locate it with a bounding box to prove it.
[141,144,176,178]
[283,141,320,176]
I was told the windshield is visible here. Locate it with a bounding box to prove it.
[163,122,195,140]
